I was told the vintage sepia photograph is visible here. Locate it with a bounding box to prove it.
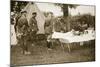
[10,0,95,66]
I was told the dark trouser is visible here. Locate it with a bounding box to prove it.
[47,42,52,48]
[29,31,37,44]
[46,34,52,48]
[19,35,30,53]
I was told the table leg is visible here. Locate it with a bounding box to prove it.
[80,42,84,46]
[60,42,65,53]
[67,43,71,52]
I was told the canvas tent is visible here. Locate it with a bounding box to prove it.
[23,2,45,34]
[11,3,45,45]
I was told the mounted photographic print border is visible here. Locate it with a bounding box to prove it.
[10,0,95,66]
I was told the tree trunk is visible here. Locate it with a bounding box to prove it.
[62,4,70,32]
[63,4,69,17]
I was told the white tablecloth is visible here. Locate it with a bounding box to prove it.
[52,31,95,43]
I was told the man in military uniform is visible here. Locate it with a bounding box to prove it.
[16,11,30,54]
[29,12,39,46]
[44,12,54,49]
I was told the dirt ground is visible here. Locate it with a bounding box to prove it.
[11,40,95,66]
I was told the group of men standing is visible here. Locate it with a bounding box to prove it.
[12,10,66,55]
[44,12,66,50]
[14,11,38,55]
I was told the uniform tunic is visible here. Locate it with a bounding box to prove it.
[16,16,29,52]
[29,17,38,41]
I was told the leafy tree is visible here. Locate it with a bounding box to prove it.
[70,14,95,31]
[11,1,28,12]
[79,14,95,28]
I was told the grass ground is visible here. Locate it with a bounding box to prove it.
[11,40,95,66]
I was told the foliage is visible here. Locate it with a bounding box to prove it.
[70,14,95,31]
[55,3,78,17]
[11,1,28,12]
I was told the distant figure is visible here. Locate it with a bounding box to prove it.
[11,12,17,45]
[11,12,15,25]
[54,17,66,32]
[74,21,88,35]
[44,12,54,49]
[14,12,22,33]
[16,11,30,55]
[29,12,39,46]
[81,21,88,31]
